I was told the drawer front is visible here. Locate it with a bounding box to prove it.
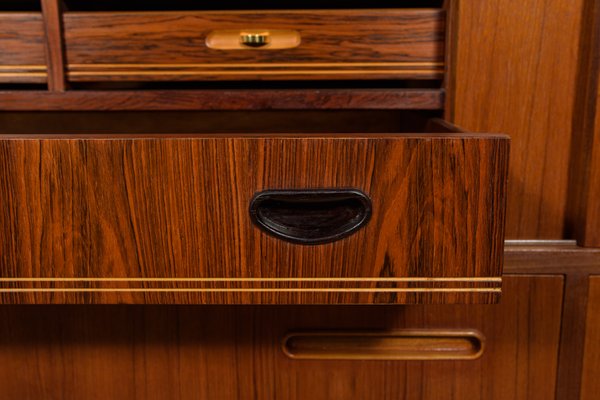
[63,9,445,81]
[0,276,563,399]
[0,13,47,83]
[0,133,508,304]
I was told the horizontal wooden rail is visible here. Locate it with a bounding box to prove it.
[0,89,444,110]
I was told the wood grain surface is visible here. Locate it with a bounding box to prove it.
[0,130,509,304]
[566,0,600,247]
[0,12,47,83]
[581,276,600,400]
[448,0,584,239]
[504,240,600,274]
[40,0,66,91]
[0,275,563,399]
[0,89,445,110]
[62,10,445,81]
[502,241,600,400]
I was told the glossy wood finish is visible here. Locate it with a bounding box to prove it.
[62,10,445,81]
[281,330,485,360]
[0,13,47,83]
[503,240,600,274]
[448,0,584,239]
[0,128,509,304]
[502,240,600,400]
[0,275,563,399]
[40,0,66,91]
[566,0,600,247]
[581,276,600,400]
[0,89,445,110]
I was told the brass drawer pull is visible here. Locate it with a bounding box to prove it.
[206,29,301,50]
[282,330,485,360]
[240,32,270,48]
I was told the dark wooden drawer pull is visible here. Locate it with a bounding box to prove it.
[282,330,485,360]
[249,189,372,245]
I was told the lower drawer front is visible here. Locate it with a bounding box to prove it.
[0,276,563,399]
[0,131,509,304]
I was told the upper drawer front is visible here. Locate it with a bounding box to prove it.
[0,13,47,83]
[0,132,508,305]
[62,9,445,81]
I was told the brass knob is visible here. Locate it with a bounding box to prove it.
[240,32,270,48]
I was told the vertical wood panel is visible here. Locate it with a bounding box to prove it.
[448,0,584,239]
[555,273,589,400]
[40,0,65,91]
[581,276,600,400]
[566,0,600,247]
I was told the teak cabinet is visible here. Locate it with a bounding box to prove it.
[0,0,599,399]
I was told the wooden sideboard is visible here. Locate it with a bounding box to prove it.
[0,0,598,398]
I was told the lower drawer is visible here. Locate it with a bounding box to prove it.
[0,275,563,399]
[0,116,509,304]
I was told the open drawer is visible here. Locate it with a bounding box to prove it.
[0,112,509,304]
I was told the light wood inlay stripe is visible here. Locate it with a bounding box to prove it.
[0,73,47,77]
[0,277,502,282]
[0,65,47,71]
[69,62,445,68]
[0,288,502,293]
[68,70,443,77]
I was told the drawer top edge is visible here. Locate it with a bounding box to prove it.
[0,133,510,140]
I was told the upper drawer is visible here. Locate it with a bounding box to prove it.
[0,13,47,83]
[62,9,445,81]
[0,116,509,305]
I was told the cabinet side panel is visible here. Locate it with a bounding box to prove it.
[448,0,584,239]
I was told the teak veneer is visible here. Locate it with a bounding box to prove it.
[62,10,445,81]
[0,275,564,400]
[0,0,599,398]
[0,124,509,304]
[0,13,47,83]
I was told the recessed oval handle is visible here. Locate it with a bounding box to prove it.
[206,29,301,50]
[249,189,372,245]
[282,330,486,360]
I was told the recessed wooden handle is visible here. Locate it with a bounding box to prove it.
[249,189,372,245]
[282,330,485,360]
[206,29,301,50]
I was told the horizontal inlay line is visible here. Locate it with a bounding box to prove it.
[0,73,47,77]
[69,62,445,69]
[0,277,502,282]
[0,65,47,71]
[68,70,443,77]
[0,288,502,293]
